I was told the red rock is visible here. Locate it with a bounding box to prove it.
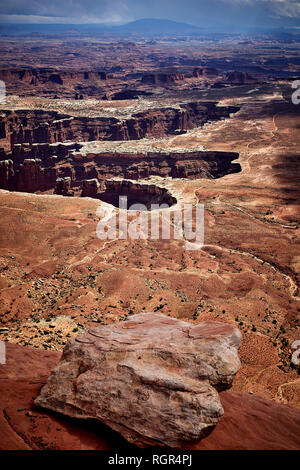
[34,313,242,447]
[189,390,300,450]
[98,180,177,209]
[54,177,74,196]
[0,146,241,195]
[0,102,239,151]
[0,158,57,192]
[0,159,14,189]
[193,67,218,78]
[225,71,256,84]
[0,69,108,96]
[1,342,300,450]
[0,343,119,450]
[141,72,185,85]
[81,178,100,198]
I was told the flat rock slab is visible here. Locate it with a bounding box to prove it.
[34,312,242,447]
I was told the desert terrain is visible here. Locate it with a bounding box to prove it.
[0,29,299,449]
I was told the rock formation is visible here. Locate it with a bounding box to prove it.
[54,177,74,196]
[2,342,300,450]
[76,149,240,182]
[0,145,240,195]
[0,158,57,192]
[141,72,185,85]
[81,178,100,198]
[35,312,242,448]
[0,69,109,99]
[11,142,79,164]
[225,71,256,84]
[0,102,239,150]
[98,180,177,209]
[111,89,153,100]
[193,67,218,78]
[0,159,14,189]
[0,100,240,195]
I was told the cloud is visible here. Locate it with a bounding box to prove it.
[0,0,131,22]
[0,0,299,27]
[0,14,128,24]
[224,0,300,18]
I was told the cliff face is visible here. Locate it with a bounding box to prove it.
[0,159,14,189]
[11,142,79,164]
[0,102,239,150]
[193,67,218,78]
[0,158,57,192]
[141,68,219,84]
[141,72,185,85]
[81,178,100,198]
[54,177,74,196]
[0,69,109,98]
[0,100,240,194]
[73,150,241,181]
[98,180,177,209]
[225,71,256,84]
[0,69,107,83]
[0,144,240,194]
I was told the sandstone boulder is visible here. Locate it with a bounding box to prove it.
[35,313,241,448]
[2,343,300,450]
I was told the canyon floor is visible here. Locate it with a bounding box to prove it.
[0,34,299,449]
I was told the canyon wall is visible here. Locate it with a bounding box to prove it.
[141,72,185,85]
[0,69,111,100]
[0,147,240,194]
[0,69,109,84]
[97,179,177,209]
[72,150,241,181]
[0,102,239,150]
[0,158,57,192]
[0,100,240,195]
[193,67,219,78]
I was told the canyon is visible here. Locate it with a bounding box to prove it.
[0,31,299,451]
[0,99,240,199]
[0,148,240,195]
[0,102,239,149]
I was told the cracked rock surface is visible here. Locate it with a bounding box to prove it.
[34,312,241,447]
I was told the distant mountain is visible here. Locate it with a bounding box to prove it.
[0,18,201,37]
[1,19,298,39]
[0,23,108,36]
[115,18,201,34]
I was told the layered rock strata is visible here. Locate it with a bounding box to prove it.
[0,146,240,194]
[0,102,239,150]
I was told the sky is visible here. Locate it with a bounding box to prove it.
[0,0,299,30]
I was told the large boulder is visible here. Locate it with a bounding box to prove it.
[2,343,300,450]
[34,312,242,447]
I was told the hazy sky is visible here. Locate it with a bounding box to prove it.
[0,0,299,29]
